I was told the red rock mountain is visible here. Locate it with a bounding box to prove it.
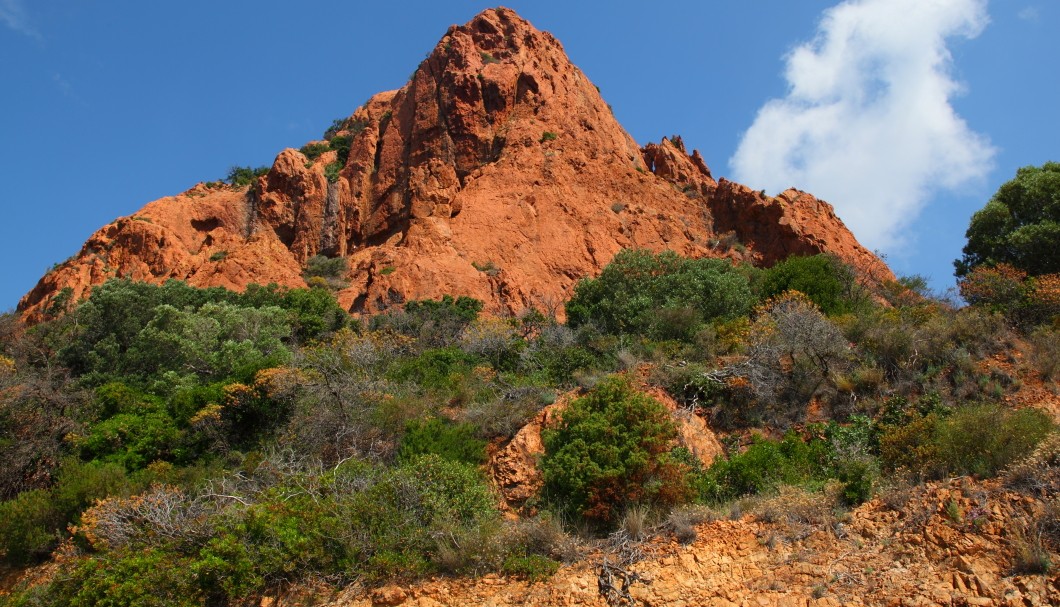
[19,7,893,321]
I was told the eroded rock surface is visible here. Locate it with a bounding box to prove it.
[19,8,893,321]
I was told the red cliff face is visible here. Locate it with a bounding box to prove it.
[19,7,894,321]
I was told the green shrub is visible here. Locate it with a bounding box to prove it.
[502,554,560,581]
[388,346,479,393]
[0,459,132,565]
[324,161,342,183]
[371,295,484,348]
[880,403,1053,479]
[0,489,59,564]
[540,131,558,143]
[82,410,182,470]
[304,254,347,280]
[299,142,331,161]
[58,280,297,388]
[756,254,867,315]
[322,134,354,182]
[541,375,692,526]
[566,249,754,340]
[956,161,1060,278]
[324,117,367,140]
[226,165,269,188]
[398,417,487,466]
[934,404,1052,477]
[55,549,202,607]
[698,432,831,504]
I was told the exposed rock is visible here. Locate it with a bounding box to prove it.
[18,8,894,321]
[488,376,724,513]
[323,479,1060,607]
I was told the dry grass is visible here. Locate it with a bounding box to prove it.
[751,485,844,543]
[665,505,716,544]
[1005,432,1060,498]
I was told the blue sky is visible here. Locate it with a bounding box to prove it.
[1,1,1056,310]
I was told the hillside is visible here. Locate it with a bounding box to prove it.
[19,7,891,322]
[3,8,1060,607]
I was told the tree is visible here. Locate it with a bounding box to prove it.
[756,254,867,315]
[565,249,753,340]
[540,375,693,526]
[956,162,1060,277]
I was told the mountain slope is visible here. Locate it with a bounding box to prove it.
[19,7,893,321]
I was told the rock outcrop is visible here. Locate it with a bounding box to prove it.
[489,380,724,514]
[18,7,894,321]
[317,478,1059,607]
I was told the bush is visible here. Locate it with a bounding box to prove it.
[757,254,867,315]
[58,280,303,388]
[0,459,132,565]
[959,264,1060,328]
[371,295,484,348]
[304,255,347,283]
[566,249,754,340]
[698,432,832,504]
[397,417,486,466]
[226,165,269,188]
[0,489,59,564]
[323,135,354,183]
[880,403,1053,479]
[502,554,560,581]
[52,549,202,607]
[299,142,331,161]
[540,375,692,527]
[729,292,851,425]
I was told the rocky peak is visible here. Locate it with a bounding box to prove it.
[18,7,894,322]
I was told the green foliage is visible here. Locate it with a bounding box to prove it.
[540,131,558,143]
[757,254,867,315]
[371,295,484,348]
[956,162,1060,277]
[541,375,691,526]
[56,280,333,388]
[225,165,269,188]
[566,249,754,340]
[502,554,560,581]
[398,417,487,466]
[405,295,483,324]
[5,455,503,602]
[60,549,202,607]
[81,409,181,470]
[880,403,1053,479]
[304,255,349,289]
[388,346,479,393]
[698,432,832,504]
[0,489,59,564]
[0,458,131,565]
[299,141,331,161]
[324,161,343,183]
[324,117,367,141]
[323,134,354,183]
[241,282,347,340]
[45,285,74,317]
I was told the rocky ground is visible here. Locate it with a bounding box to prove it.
[307,477,1058,607]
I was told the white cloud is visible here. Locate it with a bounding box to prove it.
[1017,6,1039,22]
[0,0,42,40]
[730,0,995,250]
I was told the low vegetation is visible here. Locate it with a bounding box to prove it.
[1,234,1058,603]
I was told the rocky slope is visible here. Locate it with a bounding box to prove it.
[18,7,893,322]
[320,478,1059,607]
